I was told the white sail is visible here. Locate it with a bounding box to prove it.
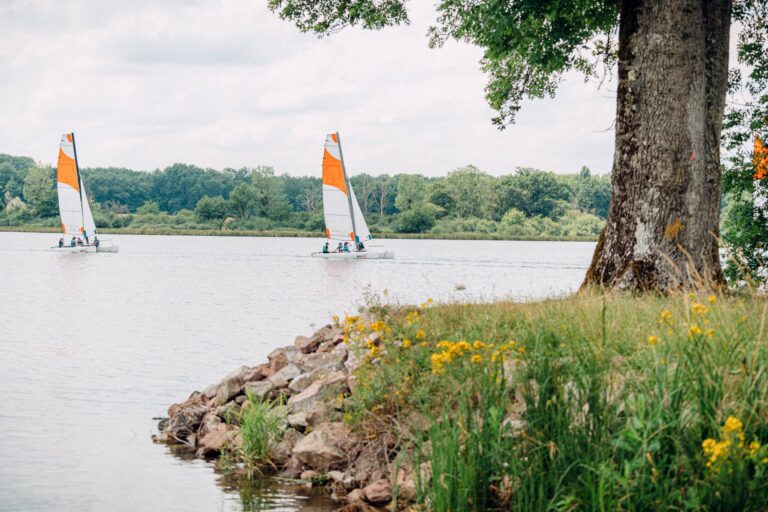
[322,134,355,241]
[80,175,97,240]
[349,185,371,242]
[57,134,84,236]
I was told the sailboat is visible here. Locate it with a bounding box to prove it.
[51,133,118,253]
[311,133,394,259]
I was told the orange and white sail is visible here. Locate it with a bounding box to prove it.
[57,133,97,238]
[321,133,371,242]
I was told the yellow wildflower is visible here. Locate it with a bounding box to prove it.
[420,341,428,347]
[692,303,709,315]
[689,325,703,339]
[415,330,426,340]
[722,416,743,434]
[471,355,482,364]
[518,346,526,354]
[427,298,433,303]
[473,340,485,350]
[749,441,761,457]
[688,292,696,299]
[402,339,411,348]
[708,294,716,304]
[647,335,659,346]
[706,329,715,338]
[659,310,673,324]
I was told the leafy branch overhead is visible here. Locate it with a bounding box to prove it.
[268,0,618,127]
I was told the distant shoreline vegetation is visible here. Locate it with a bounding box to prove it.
[0,225,598,242]
[0,153,610,240]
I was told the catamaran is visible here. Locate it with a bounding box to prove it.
[52,133,118,253]
[311,133,394,260]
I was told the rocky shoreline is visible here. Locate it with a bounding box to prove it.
[154,321,421,509]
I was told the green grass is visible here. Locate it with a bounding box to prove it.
[238,394,284,476]
[343,292,768,511]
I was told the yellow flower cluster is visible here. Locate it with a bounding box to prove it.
[430,339,522,373]
[702,416,766,471]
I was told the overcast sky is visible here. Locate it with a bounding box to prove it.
[0,0,618,177]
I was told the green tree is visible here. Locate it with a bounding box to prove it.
[194,195,229,226]
[721,0,768,285]
[394,174,427,212]
[443,165,493,218]
[136,201,161,215]
[497,168,572,220]
[398,204,438,233]
[426,181,455,215]
[229,183,259,219]
[250,166,292,221]
[22,166,57,217]
[575,174,611,218]
[269,0,736,291]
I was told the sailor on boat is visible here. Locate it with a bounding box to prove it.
[94,236,100,248]
[70,237,76,247]
[343,242,351,252]
[322,242,329,253]
[58,237,64,248]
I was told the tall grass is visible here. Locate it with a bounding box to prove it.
[238,394,282,475]
[345,291,768,510]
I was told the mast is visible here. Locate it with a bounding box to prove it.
[71,132,86,237]
[336,131,357,243]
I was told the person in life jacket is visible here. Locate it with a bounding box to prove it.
[336,242,343,252]
[342,242,351,252]
[322,242,329,253]
[58,237,64,248]
[70,237,76,247]
[94,236,100,248]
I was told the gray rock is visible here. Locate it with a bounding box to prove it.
[215,401,240,423]
[211,365,252,406]
[292,422,356,470]
[289,363,341,394]
[269,363,301,387]
[268,428,304,466]
[295,335,319,354]
[287,411,308,429]
[362,479,392,504]
[300,351,346,372]
[279,455,304,479]
[287,371,347,414]
[199,412,223,438]
[166,405,207,443]
[244,380,275,401]
[268,346,302,373]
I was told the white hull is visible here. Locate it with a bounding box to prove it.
[311,249,394,260]
[50,245,96,253]
[49,242,119,253]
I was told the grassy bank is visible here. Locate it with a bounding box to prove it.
[339,292,768,510]
[0,224,598,242]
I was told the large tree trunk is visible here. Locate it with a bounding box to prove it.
[582,0,731,292]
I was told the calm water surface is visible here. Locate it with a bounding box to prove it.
[0,233,594,511]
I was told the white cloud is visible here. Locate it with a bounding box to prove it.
[0,0,616,176]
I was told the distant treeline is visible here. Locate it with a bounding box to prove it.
[0,153,610,239]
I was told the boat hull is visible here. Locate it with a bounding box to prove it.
[50,245,96,253]
[49,242,119,253]
[311,249,394,260]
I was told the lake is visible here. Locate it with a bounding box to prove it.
[0,232,594,511]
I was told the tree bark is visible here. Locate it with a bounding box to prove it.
[582,0,731,292]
